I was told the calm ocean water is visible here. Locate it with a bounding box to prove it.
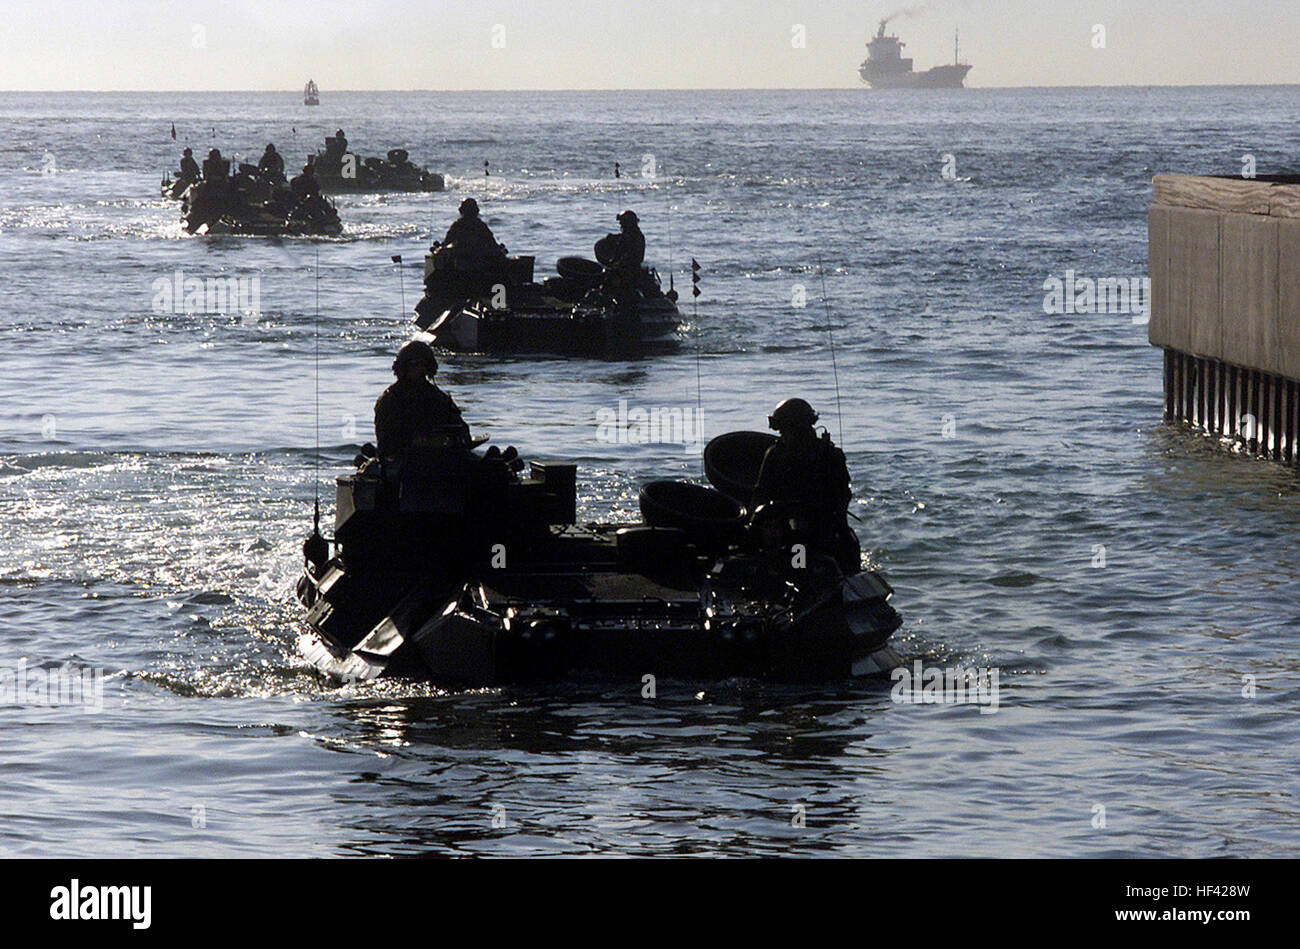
[1,88,1298,857]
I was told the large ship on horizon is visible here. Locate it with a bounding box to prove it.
[858,17,972,89]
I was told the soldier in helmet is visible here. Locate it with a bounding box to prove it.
[258,143,285,181]
[177,147,200,184]
[187,148,232,227]
[201,148,228,181]
[440,197,505,266]
[601,209,646,305]
[610,210,645,272]
[290,155,321,200]
[752,398,860,573]
[374,340,470,466]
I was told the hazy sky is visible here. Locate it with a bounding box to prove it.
[2,0,1297,90]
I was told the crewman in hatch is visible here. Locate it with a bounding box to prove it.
[609,210,645,274]
[258,143,285,180]
[751,397,860,573]
[177,147,200,184]
[290,156,321,200]
[602,209,646,303]
[374,340,470,467]
[440,198,506,267]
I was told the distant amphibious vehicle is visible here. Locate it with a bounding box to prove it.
[180,173,341,236]
[295,430,903,686]
[859,18,972,89]
[312,132,444,193]
[414,239,681,358]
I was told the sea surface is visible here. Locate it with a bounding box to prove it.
[1,88,1298,857]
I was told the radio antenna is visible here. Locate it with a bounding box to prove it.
[664,162,675,298]
[313,247,321,530]
[298,247,333,571]
[817,258,845,446]
[392,254,406,320]
[691,258,703,428]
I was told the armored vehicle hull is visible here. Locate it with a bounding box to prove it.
[296,434,903,687]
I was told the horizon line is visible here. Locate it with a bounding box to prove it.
[3,82,1299,94]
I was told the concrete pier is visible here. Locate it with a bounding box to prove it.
[1149,174,1300,462]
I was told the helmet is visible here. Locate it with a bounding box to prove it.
[459,197,480,217]
[617,209,639,225]
[768,398,818,432]
[393,340,438,376]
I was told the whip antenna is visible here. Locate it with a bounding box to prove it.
[301,246,332,573]
[664,163,674,297]
[392,254,406,319]
[691,258,703,427]
[817,258,845,447]
[313,247,321,527]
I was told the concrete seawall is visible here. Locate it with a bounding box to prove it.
[1149,174,1300,462]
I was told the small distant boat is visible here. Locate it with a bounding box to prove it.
[304,79,320,106]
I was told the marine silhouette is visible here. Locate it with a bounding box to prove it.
[752,398,860,574]
[373,341,470,467]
